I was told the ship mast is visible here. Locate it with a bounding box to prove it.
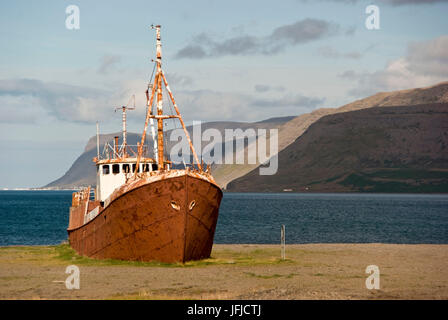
[155,25,165,170]
[115,95,135,157]
[135,25,202,176]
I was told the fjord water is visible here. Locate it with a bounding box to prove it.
[0,191,447,246]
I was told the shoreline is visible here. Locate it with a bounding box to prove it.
[1,241,448,248]
[2,189,448,195]
[0,243,447,300]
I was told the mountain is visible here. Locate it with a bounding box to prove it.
[43,117,293,189]
[227,103,448,193]
[213,81,448,188]
[44,81,448,191]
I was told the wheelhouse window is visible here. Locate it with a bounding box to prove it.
[132,164,140,173]
[142,164,150,172]
[112,164,120,174]
[152,163,158,171]
[123,164,130,173]
[102,165,110,175]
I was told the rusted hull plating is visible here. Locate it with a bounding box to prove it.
[68,173,222,263]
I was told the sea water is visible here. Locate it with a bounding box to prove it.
[0,191,447,246]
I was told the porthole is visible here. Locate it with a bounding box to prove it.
[170,201,180,211]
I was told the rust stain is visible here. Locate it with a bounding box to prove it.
[68,170,222,263]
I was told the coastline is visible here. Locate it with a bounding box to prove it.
[2,189,447,194]
[0,243,446,300]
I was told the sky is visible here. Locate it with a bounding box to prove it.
[0,0,447,188]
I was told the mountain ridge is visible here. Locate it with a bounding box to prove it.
[44,81,448,191]
[227,102,448,193]
[212,81,448,188]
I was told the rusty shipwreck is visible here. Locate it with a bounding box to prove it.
[67,25,223,263]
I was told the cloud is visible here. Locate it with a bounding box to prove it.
[317,46,363,59]
[254,85,286,93]
[97,55,121,74]
[338,70,358,79]
[0,77,325,125]
[169,89,325,122]
[173,90,253,121]
[174,45,207,59]
[339,35,448,97]
[407,35,448,77]
[269,19,339,46]
[251,94,325,109]
[164,73,194,87]
[0,78,117,123]
[0,95,41,124]
[175,19,342,59]
[345,26,357,36]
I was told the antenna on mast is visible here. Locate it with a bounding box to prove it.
[115,94,136,157]
[96,121,100,159]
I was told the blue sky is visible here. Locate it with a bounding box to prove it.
[0,0,447,187]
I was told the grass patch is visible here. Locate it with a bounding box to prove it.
[54,244,186,268]
[0,245,58,265]
[313,272,365,280]
[340,171,448,193]
[0,244,296,268]
[244,272,297,279]
[364,169,448,180]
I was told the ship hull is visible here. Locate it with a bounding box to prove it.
[67,172,222,263]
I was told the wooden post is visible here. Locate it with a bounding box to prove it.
[281,224,285,260]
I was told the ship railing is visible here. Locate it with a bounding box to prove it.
[99,142,149,160]
[71,186,91,207]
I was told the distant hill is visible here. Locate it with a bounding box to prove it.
[44,133,149,189]
[227,103,448,193]
[213,81,448,188]
[43,117,292,189]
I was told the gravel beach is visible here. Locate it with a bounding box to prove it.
[0,243,446,300]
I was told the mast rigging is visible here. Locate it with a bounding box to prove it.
[134,24,202,176]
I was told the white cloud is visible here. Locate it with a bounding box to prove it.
[341,35,448,97]
[0,79,128,123]
[407,35,448,77]
[97,55,121,75]
[0,76,325,125]
[0,95,42,124]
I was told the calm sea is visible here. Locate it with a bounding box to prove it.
[0,191,447,246]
